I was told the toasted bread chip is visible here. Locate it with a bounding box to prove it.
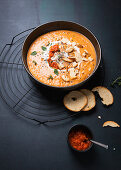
[82,57,88,61]
[84,49,88,53]
[103,121,120,127]
[66,46,74,53]
[69,68,79,80]
[88,57,93,61]
[61,75,70,82]
[62,57,73,62]
[92,86,114,106]
[61,38,68,44]
[77,43,83,48]
[75,52,82,62]
[80,89,96,111]
[58,63,65,70]
[71,42,77,46]
[63,91,88,112]
[82,52,87,57]
[68,55,76,60]
[77,62,81,69]
[72,62,78,68]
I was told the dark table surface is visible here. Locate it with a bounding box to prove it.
[0,0,121,170]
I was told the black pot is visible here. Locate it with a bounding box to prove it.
[22,21,101,90]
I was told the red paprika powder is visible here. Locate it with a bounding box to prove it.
[68,129,91,151]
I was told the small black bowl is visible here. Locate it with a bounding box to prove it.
[67,124,93,152]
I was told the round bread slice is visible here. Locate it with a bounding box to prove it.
[63,91,87,112]
[92,86,113,106]
[80,89,96,111]
[103,121,120,127]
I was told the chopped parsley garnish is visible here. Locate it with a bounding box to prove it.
[47,43,52,46]
[54,69,59,75]
[58,54,62,59]
[48,75,53,80]
[31,51,37,55]
[33,60,37,65]
[42,46,47,51]
[111,76,121,87]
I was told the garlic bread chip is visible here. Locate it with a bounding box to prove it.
[63,91,88,112]
[103,121,120,127]
[92,86,114,106]
[80,89,96,111]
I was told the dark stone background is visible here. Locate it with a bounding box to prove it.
[0,0,121,169]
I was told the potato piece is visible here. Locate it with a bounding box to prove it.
[92,86,114,106]
[103,121,120,127]
[63,91,88,112]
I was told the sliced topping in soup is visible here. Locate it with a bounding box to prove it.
[27,30,96,87]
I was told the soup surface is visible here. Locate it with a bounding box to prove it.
[27,30,96,87]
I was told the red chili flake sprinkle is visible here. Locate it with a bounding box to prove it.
[69,129,91,151]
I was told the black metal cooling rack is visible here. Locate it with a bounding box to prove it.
[0,27,105,125]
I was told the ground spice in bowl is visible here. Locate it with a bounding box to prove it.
[68,125,93,152]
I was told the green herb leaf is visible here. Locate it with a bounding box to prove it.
[111,76,121,87]
[33,60,37,65]
[47,43,52,46]
[58,54,62,59]
[54,69,59,75]
[48,75,53,80]
[31,51,37,55]
[42,46,47,51]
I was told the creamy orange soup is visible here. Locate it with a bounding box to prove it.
[27,30,96,87]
